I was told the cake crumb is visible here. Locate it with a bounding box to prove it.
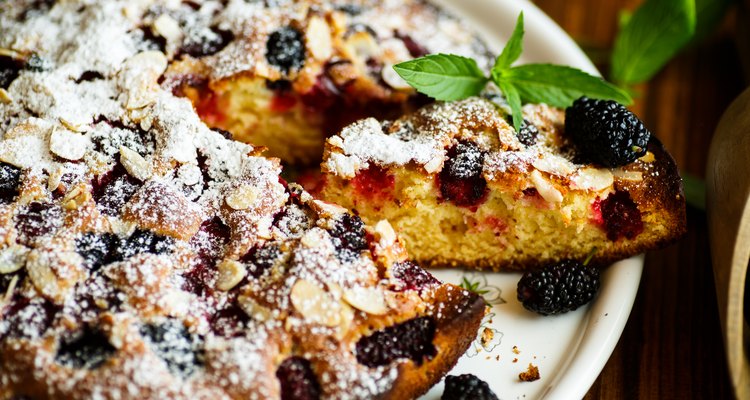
[512,358,518,363]
[480,327,494,347]
[512,345,520,354]
[519,363,540,382]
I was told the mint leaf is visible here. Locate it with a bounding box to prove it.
[611,0,696,85]
[495,78,523,132]
[393,54,488,101]
[494,12,524,70]
[495,64,632,107]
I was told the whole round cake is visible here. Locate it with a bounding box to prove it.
[0,0,488,399]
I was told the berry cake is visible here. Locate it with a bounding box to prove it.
[160,0,491,164]
[318,96,686,270]
[0,1,485,399]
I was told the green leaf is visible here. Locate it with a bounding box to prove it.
[692,0,732,44]
[494,77,523,132]
[393,54,488,101]
[611,0,696,85]
[496,64,632,108]
[682,173,706,210]
[494,12,524,70]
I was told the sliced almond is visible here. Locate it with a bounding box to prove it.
[3,274,19,302]
[0,88,12,104]
[639,152,655,163]
[612,168,644,181]
[423,155,444,174]
[310,199,347,218]
[343,286,388,315]
[300,229,324,249]
[119,146,153,181]
[306,16,333,61]
[59,118,87,133]
[153,14,182,44]
[570,167,614,191]
[225,185,259,210]
[373,220,396,246]
[346,31,380,61]
[532,155,576,176]
[61,185,92,210]
[0,245,29,274]
[530,170,563,204]
[290,279,342,327]
[27,250,63,302]
[238,295,273,322]
[50,127,89,161]
[216,259,247,291]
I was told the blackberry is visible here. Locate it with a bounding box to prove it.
[328,214,367,263]
[517,259,600,315]
[110,229,175,262]
[516,119,539,147]
[276,357,321,400]
[391,261,440,293]
[438,141,488,208]
[0,162,22,203]
[55,326,116,369]
[14,202,63,243]
[75,232,118,271]
[91,163,143,217]
[180,26,234,58]
[355,316,436,367]
[565,97,650,167]
[442,374,498,400]
[266,27,306,73]
[0,55,21,89]
[140,319,204,378]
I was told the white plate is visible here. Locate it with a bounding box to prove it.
[419,1,645,399]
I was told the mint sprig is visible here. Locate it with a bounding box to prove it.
[394,12,632,132]
[392,54,488,101]
[611,0,696,85]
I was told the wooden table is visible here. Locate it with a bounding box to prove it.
[532,1,744,398]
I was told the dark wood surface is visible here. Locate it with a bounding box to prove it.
[532,1,745,398]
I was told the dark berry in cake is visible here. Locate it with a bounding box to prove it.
[442,374,498,400]
[55,326,116,369]
[0,55,22,89]
[276,357,322,400]
[391,261,440,293]
[14,202,63,243]
[566,97,650,167]
[140,319,204,378]
[516,119,539,147]
[241,244,282,278]
[209,303,251,338]
[180,26,234,58]
[0,162,22,204]
[91,163,143,217]
[355,316,437,367]
[110,229,175,262]
[266,26,306,73]
[328,213,367,263]
[1,295,58,339]
[517,260,600,315]
[600,190,644,241]
[438,141,488,208]
[75,233,118,271]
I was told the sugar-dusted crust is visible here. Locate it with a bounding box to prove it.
[0,1,485,399]
[160,0,492,164]
[319,97,687,270]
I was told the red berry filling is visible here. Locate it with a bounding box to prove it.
[600,191,643,241]
[276,357,321,400]
[351,165,394,204]
[438,142,488,208]
[209,303,251,338]
[355,316,437,367]
[14,202,62,244]
[391,261,439,293]
[1,294,58,339]
[91,163,143,217]
[184,218,231,296]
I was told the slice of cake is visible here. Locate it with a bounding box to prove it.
[160,0,492,164]
[0,1,484,398]
[317,96,686,270]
